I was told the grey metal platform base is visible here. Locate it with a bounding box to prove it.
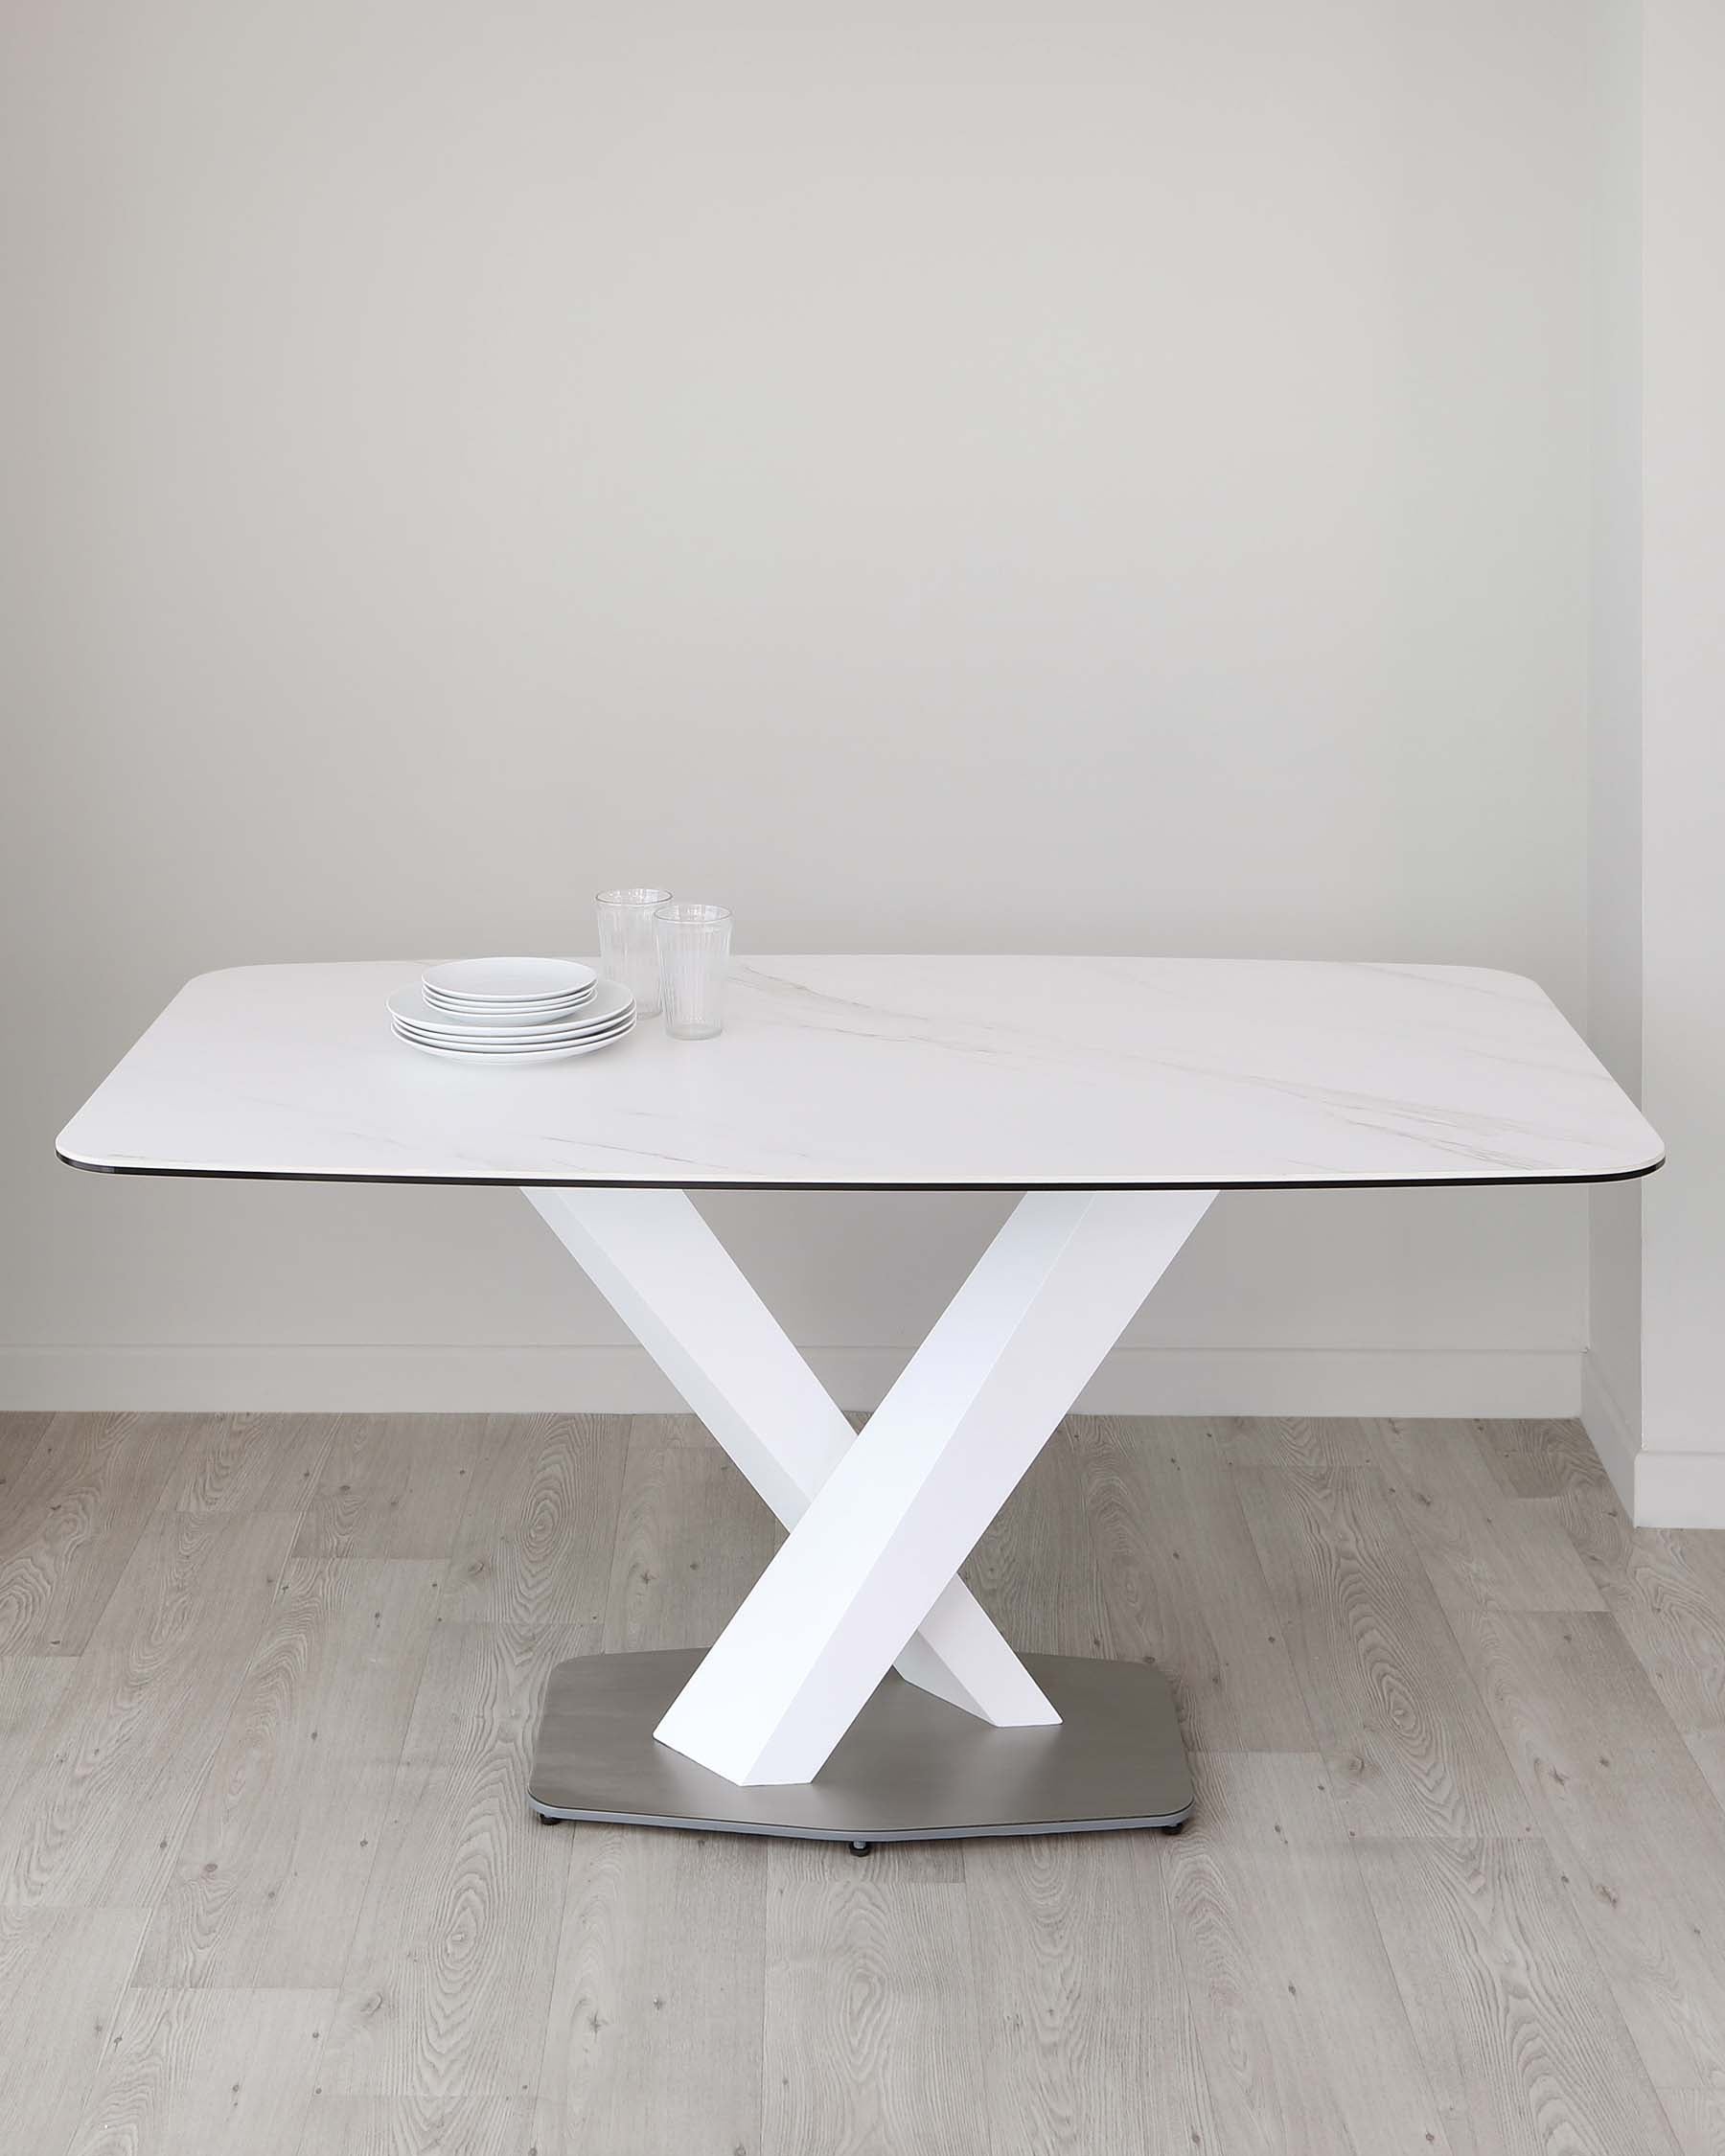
[528,1649,1193,1844]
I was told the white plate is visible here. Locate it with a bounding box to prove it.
[424,975,595,1002]
[392,1014,636,1053]
[395,1021,635,1065]
[422,956,598,1005]
[426,983,594,1006]
[393,1027,635,1061]
[425,978,595,1002]
[423,990,596,1026]
[388,979,632,1041]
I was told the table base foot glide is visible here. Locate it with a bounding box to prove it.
[528,1649,1193,1844]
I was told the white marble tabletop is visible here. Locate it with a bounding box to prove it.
[57,957,1662,1190]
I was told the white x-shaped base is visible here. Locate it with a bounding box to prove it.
[526,1184,1215,1787]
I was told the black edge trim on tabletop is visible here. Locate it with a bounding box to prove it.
[56,1148,1667,1192]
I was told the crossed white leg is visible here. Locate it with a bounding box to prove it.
[526,1183,1215,1788]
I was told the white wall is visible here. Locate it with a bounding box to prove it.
[1579,0,1725,1525]
[3,1,1602,1413]
[1633,0,1725,1517]
[1583,0,1644,1474]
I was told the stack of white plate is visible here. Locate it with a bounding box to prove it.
[389,957,635,1063]
[422,955,598,1021]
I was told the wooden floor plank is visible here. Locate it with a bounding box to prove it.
[1476,1417,1613,1499]
[1618,1522,1725,1731]
[0,1411,197,1654]
[1552,1479,1639,1583]
[293,2090,549,2156]
[1555,1488,1725,1732]
[1235,1460,1533,1836]
[0,1651,78,1817]
[170,1411,339,1519]
[1450,1604,1725,2094]
[1,1509,298,1909]
[318,1622,577,2110]
[961,1422,1113,1657]
[0,1411,52,1486]
[1662,2089,1725,2156]
[540,1823,766,2156]
[0,1905,150,2156]
[965,1827,1222,2155]
[441,1413,629,1630]
[1369,1417,1604,1619]
[1164,1750,1455,2155]
[763,1840,986,2156]
[1357,1833,1684,2155]
[292,1415,487,1562]
[135,1558,442,1987]
[1070,1414,1315,1749]
[1688,1729,1725,1816]
[1212,1415,1378,1470]
[61,1985,332,2156]
[602,1414,779,1653]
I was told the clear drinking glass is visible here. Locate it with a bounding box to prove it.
[595,887,672,1015]
[655,901,731,1040]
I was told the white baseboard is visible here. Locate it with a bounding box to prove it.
[1579,1355,1640,1513]
[0,1342,1581,1419]
[1630,1451,1725,1530]
[1580,1353,1725,1527]
[22,1340,1722,1516]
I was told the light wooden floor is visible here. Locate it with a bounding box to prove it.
[4,1411,1725,2155]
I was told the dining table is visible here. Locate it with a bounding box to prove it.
[58,954,1663,1847]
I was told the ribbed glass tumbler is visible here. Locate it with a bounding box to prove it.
[595,887,672,1016]
[654,901,731,1040]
